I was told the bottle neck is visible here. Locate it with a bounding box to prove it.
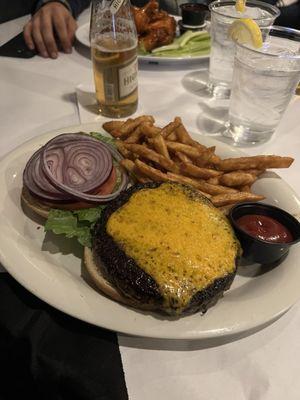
[90,0,137,46]
[110,0,129,14]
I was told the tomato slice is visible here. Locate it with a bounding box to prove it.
[95,166,117,195]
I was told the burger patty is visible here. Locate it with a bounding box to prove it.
[92,182,239,316]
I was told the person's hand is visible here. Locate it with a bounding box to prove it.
[23,2,77,59]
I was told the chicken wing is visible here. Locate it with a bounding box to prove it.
[132,0,176,51]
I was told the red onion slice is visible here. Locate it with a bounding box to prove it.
[23,132,129,205]
[40,141,129,204]
[41,133,113,194]
[23,148,73,201]
[40,142,129,203]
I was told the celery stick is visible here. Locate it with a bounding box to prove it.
[177,31,209,47]
[153,37,210,57]
[152,30,209,54]
[150,42,180,53]
[142,30,211,58]
[153,46,210,57]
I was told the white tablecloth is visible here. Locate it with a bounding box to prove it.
[1,9,300,400]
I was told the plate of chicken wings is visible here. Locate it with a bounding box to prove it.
[76,0,210,65]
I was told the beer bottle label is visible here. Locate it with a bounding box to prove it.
[103,56,137,102]
[119,58,138,99]
[110,0,126,14]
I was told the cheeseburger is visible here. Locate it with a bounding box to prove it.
[85,182,241,316]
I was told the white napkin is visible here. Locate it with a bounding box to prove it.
[75,83,102,124]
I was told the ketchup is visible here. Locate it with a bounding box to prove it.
[236,214,293,243]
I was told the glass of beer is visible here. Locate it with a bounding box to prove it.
[90,0,138,118]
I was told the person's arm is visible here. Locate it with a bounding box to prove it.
[67,0,91,18]
[23,0,90,59]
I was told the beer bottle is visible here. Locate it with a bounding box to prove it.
[90,0,138,118]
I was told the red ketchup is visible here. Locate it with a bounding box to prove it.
[236,214,293,243]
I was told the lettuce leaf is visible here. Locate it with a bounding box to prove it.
[74,206,105,223]
[45,206,105,248]
[90,132,115,146]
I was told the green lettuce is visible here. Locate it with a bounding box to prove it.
[45,206,105,248]
[90,131,115,146]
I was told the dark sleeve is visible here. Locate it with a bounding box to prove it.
[0,0,37,23]
[34,0,91,19]
[275,3,300,29]
[68,0,91,18]
[0,273,129,400]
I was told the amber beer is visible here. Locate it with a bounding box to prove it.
[91,35,138,118]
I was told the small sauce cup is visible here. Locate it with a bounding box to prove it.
[228,202,300,264]
[179,3,208,34]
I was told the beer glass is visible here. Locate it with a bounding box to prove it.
[90,0,138,118]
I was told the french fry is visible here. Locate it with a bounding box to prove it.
[102,120,124,133]
[211,192,265,207]
[175,124,191,144]
[120,159,150,183]
[166,173,212,198]
[110,118,134,138]
[175,124,208,152]
[161,117,182,138]
[175,124,195,145]
[165,141,203,159]
[119,158,135,172]
[195,181,238,195]
[180,162,223,179]
[242,169,265,176]
[195,146,221,167]
[135,159,169,182]
[148,135,170,159]
[175,152,193,164]
[123,143,179,173]
[219,172,257,187]
[104,116,294,210]
[239,185,251,192]
[124,126,143,144]
[140,123,162,138]
[115,140,133,159]
[112,115,154,139]
[166,131,178,141]
[172,155,183,167]
[167,173,236,195]
[209,170,264,185]
[218,155,294,171]
[207,177,220,185]
[219,205,234,215]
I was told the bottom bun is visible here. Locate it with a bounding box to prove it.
[21,187,50,219]
[83,247,159,311]
[84,247,125,303]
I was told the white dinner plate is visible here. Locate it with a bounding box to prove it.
[75,22,91,48]
[75,22,210,65]
[1,122,300,340]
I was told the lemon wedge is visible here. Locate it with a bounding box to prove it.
[228,18,263,48]
[235,0,246,12]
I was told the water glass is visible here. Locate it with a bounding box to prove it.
[208,0,279,98]
[225,26,300,144]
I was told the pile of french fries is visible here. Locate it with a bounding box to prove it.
[103,115,294,213]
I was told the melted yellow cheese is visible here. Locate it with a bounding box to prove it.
[107,183,240,313]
